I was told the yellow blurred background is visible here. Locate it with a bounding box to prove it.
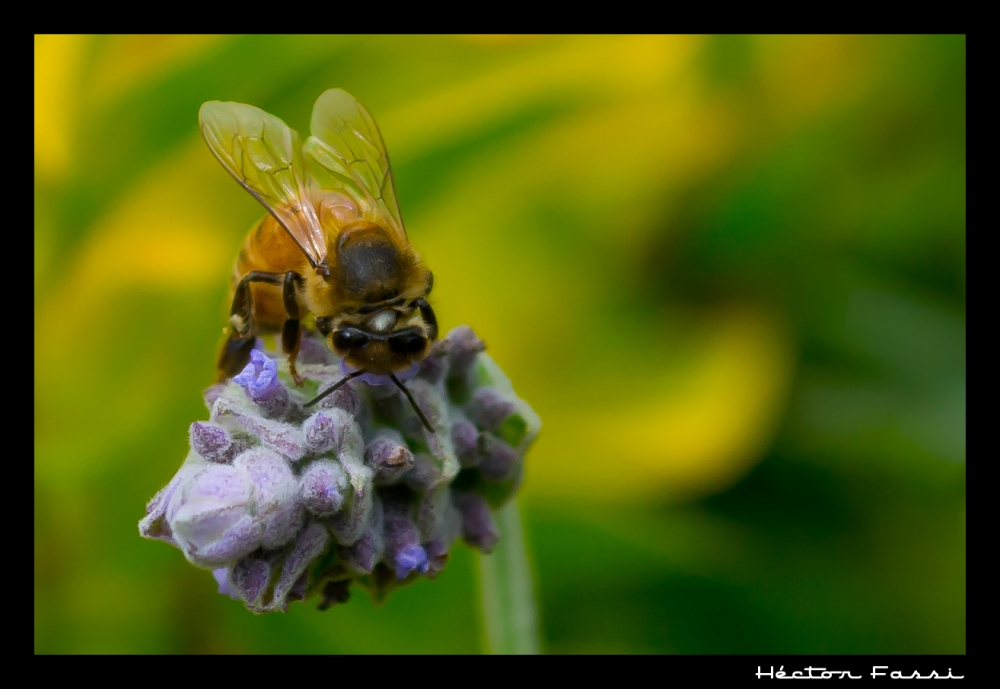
[35,35,965,653]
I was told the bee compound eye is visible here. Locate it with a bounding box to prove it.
[333,328,369,351]
[389,330,427,355]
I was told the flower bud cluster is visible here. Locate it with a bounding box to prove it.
[139,326,539,613]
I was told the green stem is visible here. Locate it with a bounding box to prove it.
[477,498,541,654]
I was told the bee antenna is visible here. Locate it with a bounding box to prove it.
[304,369,366,408]
[388,373,434,434]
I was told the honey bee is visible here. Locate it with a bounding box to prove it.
[200,89,437,429]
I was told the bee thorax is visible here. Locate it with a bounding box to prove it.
[335,226,404,302]
[367,310,397,333]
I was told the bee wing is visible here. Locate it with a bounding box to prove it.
[303,89,407,242]
[199,101,328,268]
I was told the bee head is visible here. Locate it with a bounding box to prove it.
[317,305,431,375]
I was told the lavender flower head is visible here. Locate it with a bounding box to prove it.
[139,326,540,613]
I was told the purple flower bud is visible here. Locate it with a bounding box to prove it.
[465,388,516,432]
[370,384,405,422]
[369,373,443,437]
[384,500,429,579]
[328,478,373,546]
[367,562,400,599]
[410,379,449,436]
[317,580,351,610]
[247,417,307,461]
[166,464,259,568]
[139,460,202,545]
[424,489,462,579]
[404,453,442,491]
[234,349,280,398]
[299,459,348,516]
[288,573,309,602]
[192,515,261,567]
[234,447,303,549]
[443,326,485,380]
[266,521,330,611]
[434,495,463,545]
[262,509,305,552]
[365,429,415,486]
[416,353,448,384]
[477,434,519,482]
[451,419,480,468]
[234,349,289,418]
[213,567,240,599]
[422,390,461,481]
[423,539,450,580]
[335,422,370,495]
[394,545,429,580]
[190,422,232,463]
[303,411,342,455]
[454,492,499,554]
[415,485,452,542]
[230,555,272,605]
[343,495,384,574]
[310,375,363,418]
[214,399,306,462]
[203,382,228,412]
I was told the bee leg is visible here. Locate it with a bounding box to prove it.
[283,319,303,386]
[282,271,306,386]
[217,334,258,381]
[218,270,286,380]
[414,298,438,341]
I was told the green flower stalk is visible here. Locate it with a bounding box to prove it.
[139,326,540,614]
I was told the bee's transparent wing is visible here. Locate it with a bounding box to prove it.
[199,101,328,268]
[303,89,407,242]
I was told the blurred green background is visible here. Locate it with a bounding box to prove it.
[34,35,965,654]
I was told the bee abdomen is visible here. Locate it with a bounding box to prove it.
[233,216,308,281]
